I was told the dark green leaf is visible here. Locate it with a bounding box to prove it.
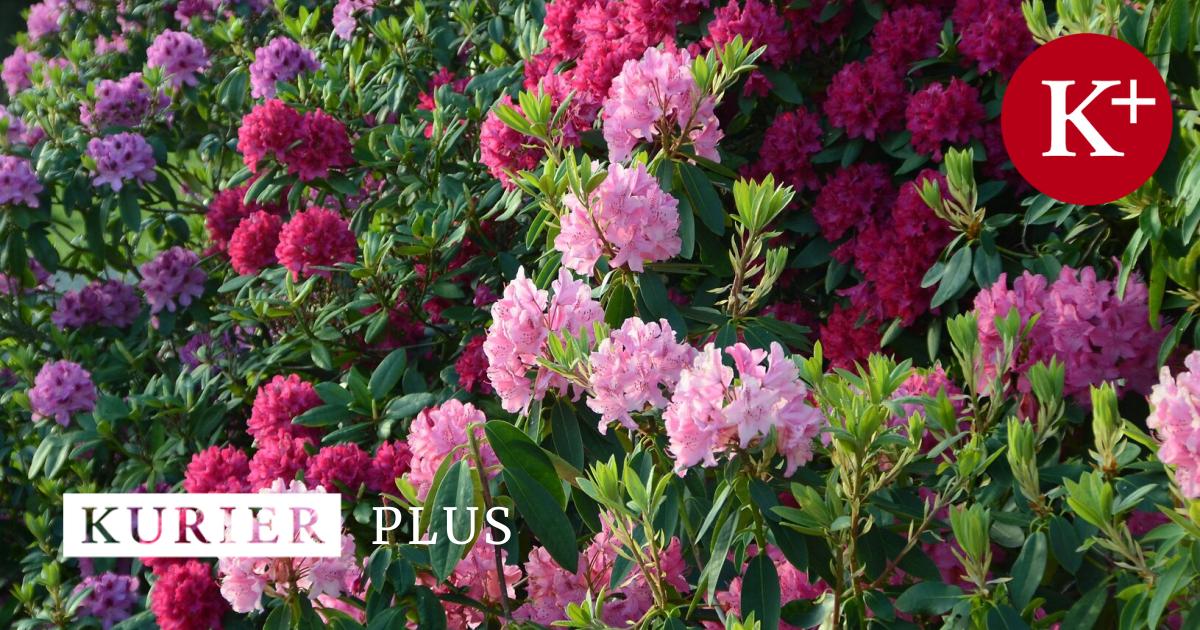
[1010,531,1046,610]
[503,466,578,572]
[741,554,781,630]
[894,582,963,615]
[369,349,407,400]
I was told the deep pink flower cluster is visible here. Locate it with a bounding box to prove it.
[146,30,209,88]
[663,342,825,474]
[704,0,790,66]
[587,317,695,431]
[29,360,96,426]
[248,435,313,490]
[148,560,228,630]
[747,107,824,193]
[51,280,140,329]
[713,546,828,630]
[205,186,286,252]
[249,37,320,99]
[407,400,497,499]
[0,155,43,207]
[138,246,205,315]
[184,445,251,493]
[80,73,166,129]
[952,0,1034,76]
[786,0,850,55]
[73,572,139,629]
[516,522,688,626]
[247,374,322,443]
[556,162,681,274]
[87,132,157,191]
[172,0,219,23]
[869,6,943,69]
[480,96,543,189]
[305,443,371,492]
[366,440,411,493]
[2,48,41,97]
[812,163,894,243]
[973,266,1163,401]
[1149,351,1200,498]
[455,335,492,394]
[602,46,721,163]
[906,78,985,159]
[333,0,375,40]
[823,56,907,140]
[484,268,604,413]
[237,100,353,181]
[818,300,883,369]
[228,211,283,275]
[274,207,358,280]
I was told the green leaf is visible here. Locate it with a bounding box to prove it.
[894,582,963,615]
[605,284,635,328]
[368,349,407,400]
[314,383,355,407]
[1010,531,1046,610]
[310,342,333,370]
[741,554,781,630]
[549,401,585,469]
[503,466,578,572]
[293,404,351,427]
[484,421,565,507]
[932,246,973,308]
[702,513,737,602]
[118,186,141,231]
[384,393,435,419]
[1062,583,1108,630]
[1048,516,1082,574]
[986,605,1030,630]
[678,162,725,235]
[428,460,476,581]
[1147,557,1191,630]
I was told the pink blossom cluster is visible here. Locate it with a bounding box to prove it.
[246,373,322,443]
[274,207,358,279]
[586,317,695,431]
[406,399,497,499]
[870,6,943,68]
[147,559,228,630]
[72,572,139,629]
[248,435,313,490]
[26,0,64,41]
[29,360,97,426]
[249,37,320,99]
[746,107,824,193]
[205,186,286,252]
[80,73,167,129]
[952,0,1034,76]
[479,95,543,189]
[515,520,689,626]
[228,210,283,275]
[217,481,362,613]
[973,266,1163,401]
[87,132,157,191]
[663,342,825,474]
[906,78,985,160]
[483,268,603,413]
[892,365,966,454]
[333,0,375,40]
[0,155,43,207]
[146,30,209,88]
[556,162,682,274]
[1148,351,1200,498]
[704,0,790,66]
[138,246,205,315]
[812,163,894,243]
[429,540,522,627]
[237,100,354,181]
[1,105,45,146]
[823,57,907,141]
[184,445,251,493]
[455,335,492,394]
[602,46,721,163]
[818,300,883,370]
[51,279,140,329]
[711,546,828,630]
[2,48,42,97]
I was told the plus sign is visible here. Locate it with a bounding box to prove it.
[1111,80,1156,124]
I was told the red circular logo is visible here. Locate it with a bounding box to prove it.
[1001,34,1173,205]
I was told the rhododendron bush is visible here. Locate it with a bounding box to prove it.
[2,0,1200,628]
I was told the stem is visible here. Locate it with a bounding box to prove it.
[465,427,512,621]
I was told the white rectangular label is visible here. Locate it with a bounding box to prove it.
[63,493,342,558]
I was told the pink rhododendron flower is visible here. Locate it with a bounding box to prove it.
[146,30,209,87]
[407,399,497,499]
[148,559,228,630]
[275,207,358,280]
[205,186,286,252]
[952,0,1034,76]
[1148,351,1200,498]
[484,268,604,413]
[587,317,695,431]
[305,442,371,492]
[237,99,304,173]
[249,37,320,99]
[906,78,985,159]
[823,56,907,141]
[812,163,894,243]
[785,0,850,55]
[283,109,354,181]
[333,0,374,40]
[704,0,790,66]
[870,6,943,68]
[746,107,824,192]
[184,445,251,493]
[248,436,313,490]
[228,211,283,275]
[87,132,157,191]
[713,546,829,630]
[0,155,42,207]
[29,360,96,426]
[52,280,140,329]
[455,335,493,395]
[664,342,825,474]
[480,95,543,190]
[555,162,681,274]
[2,48,42,96]
[366,440,411,493]
[602,46,721,163]
[80,73,166,129]
[818,300,883,369]
[247,374,322,443]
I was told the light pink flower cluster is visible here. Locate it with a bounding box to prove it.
[29,360,97,426]
[217,480,361,613]
[663,342,825,475]
[146,30,209,88]
[974,266,1163,402]
[249,37,320,99]
[0,155,42,207]
[555,162,682,274]
[515,520,689,626]
[406,399,497,499]
[1148,351,1200,498]
[587,317,695,431]
[275,207,358,280]
[483,268,604,413]
[26,0,64,42]
[333,0,375,40]
[138,246,205,315]
[602,46,721,163]
[430,540,522,628]
[87,132,157,191]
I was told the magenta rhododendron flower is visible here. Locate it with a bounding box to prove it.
[870,6,943,69]
[602,46,721,163]
[455,335,492,394]
[148,560,228,630]
[249,36,320,99]
[2,48,41,96]
[228,211,283,275]
[953,0,1034,76]
[29,360,96,426]
[823,55,907,141]
[333,0,375,39]
[480,95,543,189]
[305,442,371,492]
[366,440,412,493]
[704,0,790,66]
[87,132,157,191]
[146,30,209,87]
[275,207,358,279]
[248,436,313,490]
[205,186,286,252]
[906,78,985,159]
[0,155,43,207]
[555,161,682,274]
[184,445,251,493]
[406,399,497,499]
[812,162,894,242]
[664,342,825,474]
[237,99,304,172]
[284,109,354,181]
[1149,351,1200,498]
[247,374,322,443]
[80,72,166,129]
[747,107,824,192]
[586,317,695,431]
